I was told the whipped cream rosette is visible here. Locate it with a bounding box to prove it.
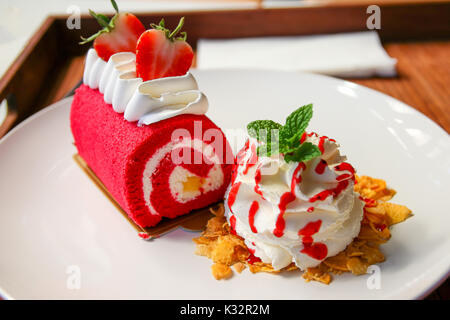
[224,105,364,270]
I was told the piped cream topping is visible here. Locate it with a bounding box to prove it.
[82,48,208,125]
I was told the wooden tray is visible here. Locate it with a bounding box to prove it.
[0,0,449,135]
[0,0,448,298]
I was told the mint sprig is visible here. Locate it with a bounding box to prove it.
[282,103,313,146]
[284,142,321,163]
[246,104,321,163]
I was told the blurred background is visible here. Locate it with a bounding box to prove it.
[0,0,448,136]
[0,0,443,78]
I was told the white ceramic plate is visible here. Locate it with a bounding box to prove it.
[0,70,449,299]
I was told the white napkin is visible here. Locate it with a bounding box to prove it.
[197,31,397,77]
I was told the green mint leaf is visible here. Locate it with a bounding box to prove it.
[247,120,283,143]
[283,104,313,144]
[257,140,284,157]
[246,104,321,163]
[284,142,321,163]
[279,126,293,148]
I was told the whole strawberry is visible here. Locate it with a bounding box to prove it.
[136,18,194,81]
[80,0,145,61]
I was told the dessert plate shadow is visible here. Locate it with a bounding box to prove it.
[0,70,449,299]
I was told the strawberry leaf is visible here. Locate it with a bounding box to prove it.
[151,17,188,41]
[79,0,120,45]
[111,0,119,13]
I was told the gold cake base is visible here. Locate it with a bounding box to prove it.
[73,154,217,240]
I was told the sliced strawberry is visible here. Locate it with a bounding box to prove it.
[136,18,194,81]
[80,0,145,61]
[93,13,145,61]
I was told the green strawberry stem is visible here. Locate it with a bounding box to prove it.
[151,17,187,41]
[111,0,119,13]
[79,0,120,45]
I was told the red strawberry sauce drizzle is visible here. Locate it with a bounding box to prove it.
[231,140,250,185]
[359,196,377,207]
[334,162,356,176]
[248,201,260,233]
[273,162,306,238]
[305,132,327,155]
[228,141,257,237]
[298,220,328,260]
[247,253,262,264]
[308,161,356,203]
[300,132,307,144]
[246,242,261,264]
[309,180,350,203]
[229,215,237,235]
[138,232,151,240]
[227,182,242,213]
[291,162,306,194]
[315,159,327,175]
[273,192,296,238]
[237,140,250,164]
[242,143,257,175]
[304,132,336,154]
[254,166,264,199]
[318,136,328,154]
[229,134,355,252]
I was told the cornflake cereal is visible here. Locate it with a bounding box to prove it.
[193,175,412,284]
[211,263,233,280]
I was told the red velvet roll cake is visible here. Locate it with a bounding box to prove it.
[71,1,232,228]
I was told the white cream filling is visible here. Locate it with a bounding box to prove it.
[142,137,224,215]
[169,165,224,203]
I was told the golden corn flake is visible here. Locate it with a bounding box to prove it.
[193,174,412,284]
[211,263,233,280]
[248,262,280,274]
[346,257,369,275]
[323,251,349,271]
[302,266,332,285]
[204,216,227,235]
[233,262,246,274]
[360,244,385,265]
[357,224,390,243]
[355,175,396,201]
[283,263,299,272]
[379,202,412,225]
[194,243,212,257]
